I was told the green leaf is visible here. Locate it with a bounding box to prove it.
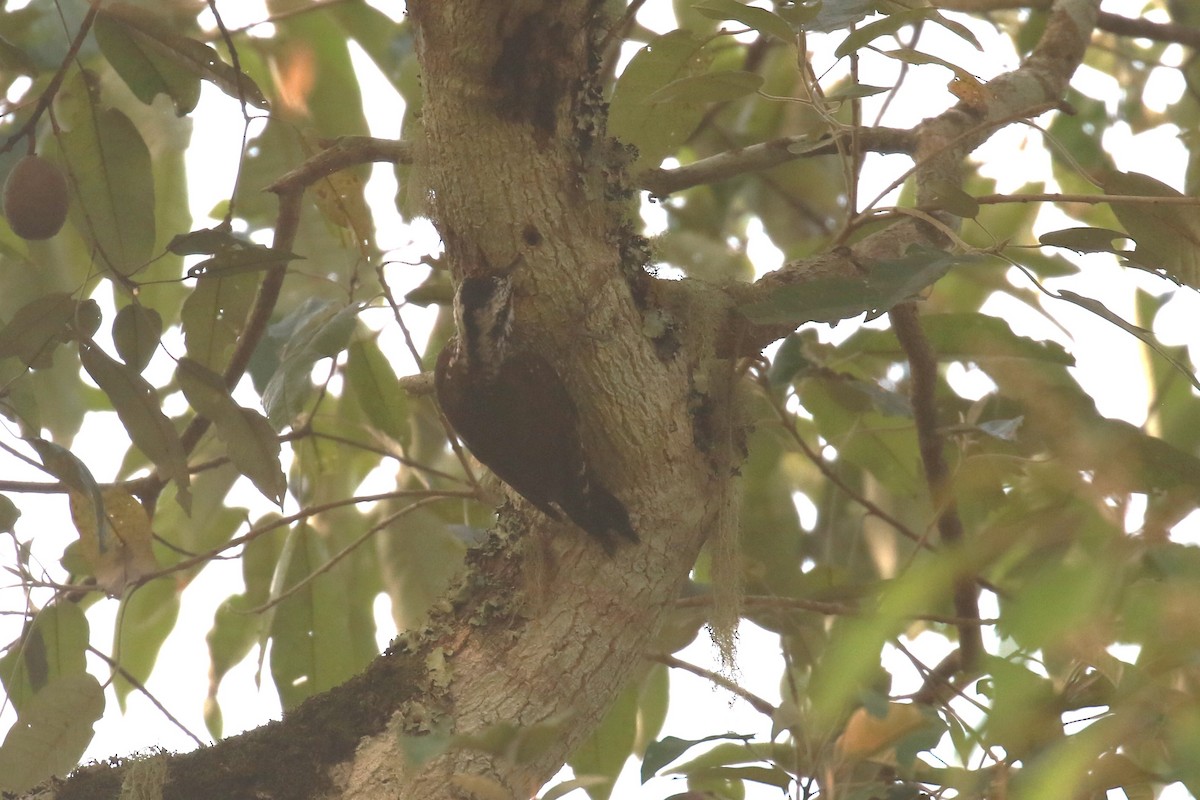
[808,555,959,728]
[0,602,89,716]
[569,677,640,800]
[1047,92,1112,203]
[656,228,754,281]
[180,270,258,371]
[646,70,764,104]
[94,10,201,114]
[1039,226,1130,254]
[924,10,984,50]
[113,579,180,708]
[0,493,18,533]
[0,34,37,75]
[739,246,974,325]
[775,3,821,28]
[0,672,104,792]
[840,312,1075,365]
[346,337,409,445]
[257,520,302,682]
[981,656,1061,759]
[376,508,466,631]
[980,346,1200,495]
[634,663,670,756]
[167,225,246,255]
[151,466,242,560]
[454,716,569,763]
[204,512,287,718]
[203,594,258,739]
[609,30,713,171]
[185,244,301,279]
[97,2,268,109]
[268,524,362,710]
[1055,289,1200,391]
[327,2,409,93]
[822,82,890,101]
[693,0,796,44]
[56,108,156,275]
[79,341,190,508]
[112,303,162,373]
[228,409,287,500]
[261,300,359,429]
[927,180,980,217]
[879,47,975,75]
[835,8,932,59]
[1104,169,1200,287]
[177,357,286,504]
[245,521,296,598]
[806,0,874,33]
[683,764,792,790]
[736,427,807,602]
[0,293,94,370]
[641,733,753,782]
[1002,557,1118,651]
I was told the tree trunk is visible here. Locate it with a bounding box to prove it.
[35,0,1103,797]
[333,2,735,796]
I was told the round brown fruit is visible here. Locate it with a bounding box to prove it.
[4,154,68,240]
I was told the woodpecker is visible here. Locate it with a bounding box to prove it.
[434,272,638,553]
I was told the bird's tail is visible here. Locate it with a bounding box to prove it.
[565,479,638,555]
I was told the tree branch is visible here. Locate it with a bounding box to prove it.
[933,0,1200,48]
[651,653,776,716]
[0,2,99,155]
[327,3,731,798]
[889,303,983,668]
[718,0,1102,358]
[265,136,413,194]
[637,127,915,196]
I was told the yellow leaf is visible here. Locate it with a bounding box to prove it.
[69,487,159,594]
[303,135,372,254]
[948,72,990,110]
[836,703,928,762]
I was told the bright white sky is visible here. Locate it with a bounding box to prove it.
[0,1,1195,798]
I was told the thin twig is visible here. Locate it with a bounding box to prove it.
[310,428,464,485]
[88,645,207,748]
[218,0,364,38]
[144,191,304,513]
[638,127,913,196]
[598,0,651,85]
[760,381,927,546]
[372,257,431,372]
[932,1,1200,48]
[676,593,998,626]
[140,138,412,509]
[129,489,475,591]
[241,496,444,615]
[650,653,777,717]
[976,192,1200,207]
[1,1,100,154]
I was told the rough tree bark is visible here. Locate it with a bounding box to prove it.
[36,0,1101,797]
[349,2,740,796]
